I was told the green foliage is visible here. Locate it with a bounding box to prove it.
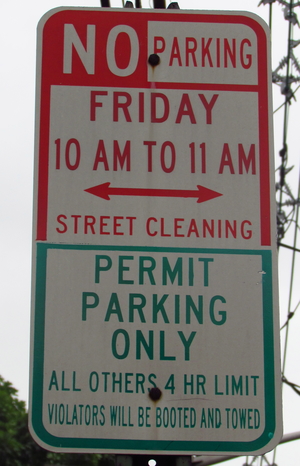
[0,375,42,466]
[0,375,115,466]
[0,375,24,465]
[46,452,115,466]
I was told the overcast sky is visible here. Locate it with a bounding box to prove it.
[1,0,300,465]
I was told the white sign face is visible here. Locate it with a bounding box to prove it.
[30,8,282,456]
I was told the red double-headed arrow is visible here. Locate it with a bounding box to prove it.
[85,182,222,204]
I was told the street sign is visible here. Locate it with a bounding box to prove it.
[29,8,282,456]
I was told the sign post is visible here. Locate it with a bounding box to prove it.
[30,8,282,456]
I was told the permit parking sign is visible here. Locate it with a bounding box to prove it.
[29,7,282,456]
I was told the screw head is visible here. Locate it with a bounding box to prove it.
[149,387,162,401]
[148,54,160,66]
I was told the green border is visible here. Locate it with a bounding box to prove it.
[31,244,276,452]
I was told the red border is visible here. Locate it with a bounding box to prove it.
[36,9,271,246]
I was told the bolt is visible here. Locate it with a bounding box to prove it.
[149,387,162,401]
[148,54,160,67]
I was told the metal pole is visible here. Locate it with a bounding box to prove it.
[153,0,166,8]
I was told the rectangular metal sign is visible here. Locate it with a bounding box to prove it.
[29,8,282,455]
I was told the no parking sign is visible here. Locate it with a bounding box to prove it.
[29,7,282,455]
